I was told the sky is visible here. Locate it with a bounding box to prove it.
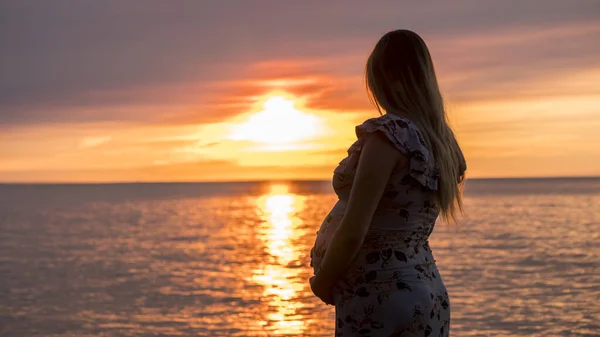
[1,0,599,182]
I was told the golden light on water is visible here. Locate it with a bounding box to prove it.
[252,183,307,335]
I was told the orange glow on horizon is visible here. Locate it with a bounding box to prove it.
[1,64,599,182]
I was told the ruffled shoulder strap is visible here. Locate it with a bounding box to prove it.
[355,113,439,190]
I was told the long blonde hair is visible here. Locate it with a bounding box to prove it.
[365,29,466,222]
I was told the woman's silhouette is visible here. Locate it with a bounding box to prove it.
[309,29,466,336]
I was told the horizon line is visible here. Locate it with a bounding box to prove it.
[1,175,599,185]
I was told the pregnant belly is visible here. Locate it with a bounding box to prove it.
[310,200,347,274]
[311,209,442,297]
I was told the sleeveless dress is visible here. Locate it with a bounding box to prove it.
[310,113,451,337]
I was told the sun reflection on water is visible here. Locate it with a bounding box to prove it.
[252,183,307,335]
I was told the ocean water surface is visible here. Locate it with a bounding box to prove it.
[0,178,599,336]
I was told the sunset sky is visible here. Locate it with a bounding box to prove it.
[1,1,599,182]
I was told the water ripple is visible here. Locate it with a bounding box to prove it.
[1,180,599,336]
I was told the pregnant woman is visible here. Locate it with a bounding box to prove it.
[309,29,467,336]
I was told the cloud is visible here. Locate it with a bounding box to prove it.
[1,0,599,180]
[201,59,372,120]
[79,136,112,148]
[432,22,600,102]
[1,0,599,127]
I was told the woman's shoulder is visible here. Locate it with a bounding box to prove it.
[357,112,413,130]
[355,113,427,153]
[355,113,438,190]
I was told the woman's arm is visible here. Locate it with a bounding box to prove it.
[310,132,407,303]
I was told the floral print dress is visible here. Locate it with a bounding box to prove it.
[310,113,454,336]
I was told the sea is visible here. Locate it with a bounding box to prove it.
[0,178,599,337]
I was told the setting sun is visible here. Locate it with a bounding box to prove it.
[229,96,324,145]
